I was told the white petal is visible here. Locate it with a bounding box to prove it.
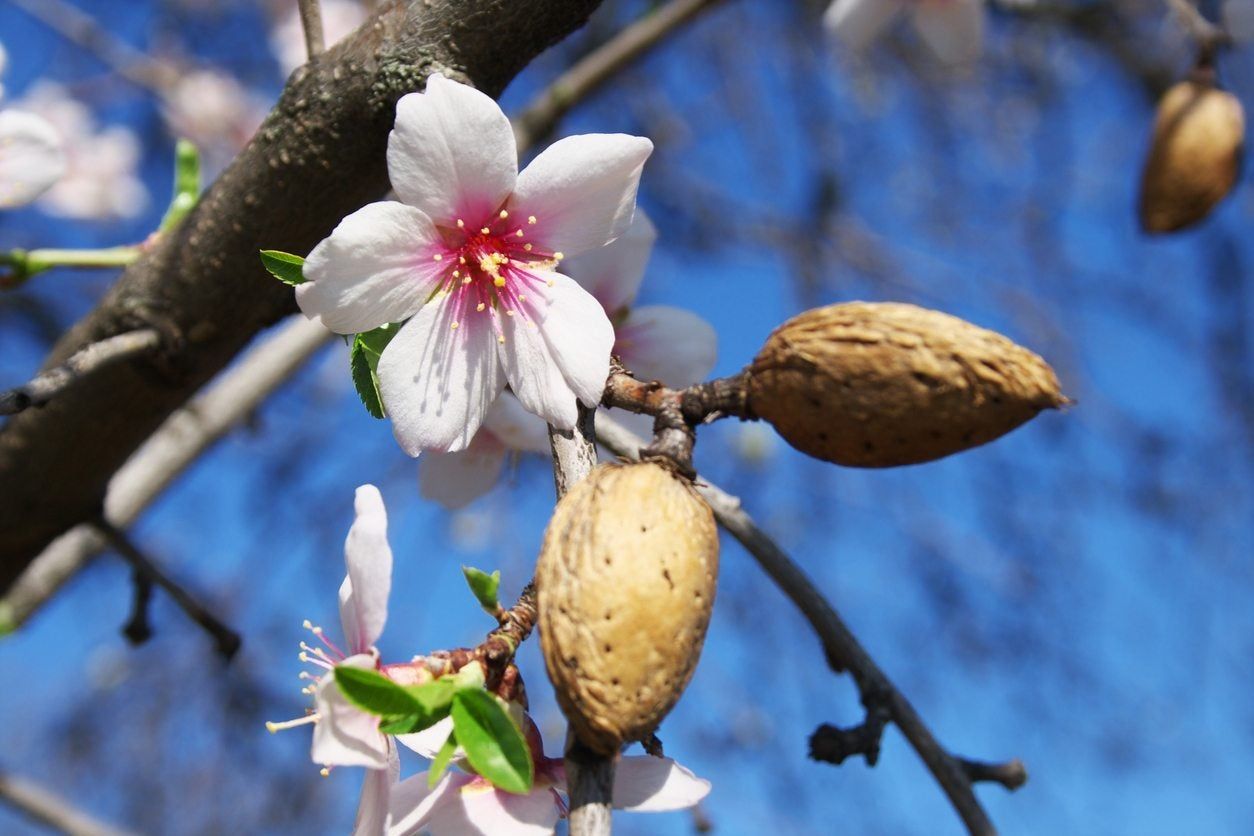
[388,74,517,223]
[911,0,984,67]
[427,783,560,836]
[352,743,400,836]
[611,756,711,812]
[481,392,551,455]
[389,771,471,836]
[616,306,717,387]
[514,134,653,257]
[563,211,656,315]
[822,0,905,51]
[377,295,506,455]
[419,439,507,509]
[396,716,455,759]
[0,110,65,208]
[339,484,393,653]
[298,201,444,335]
[499,273,613,429]
[312,655,390,769]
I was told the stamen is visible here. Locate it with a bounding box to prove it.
[450,321,460,330]
[462,276,473,284]
[480,227,490,235]
[266,714,320,733]
[498,335,506,344]
[554,252,565,261]
[499,209,509,219]
[457,219,465,228]
[494,276,506,288]
[505,310,515,317]
[527,215,537,225]
[523,243,533,252]
[433,253,443,261]
[320,767,331,778]
[515,229,525,238]
[476,303,486,312]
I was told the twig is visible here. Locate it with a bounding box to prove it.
[1164,0,1232,57]
[958,757,1029,791]
[0,317,333,634]
[121,569,154,645]
[512,0,727,150]
[93,519,241,660]
[298,0,327,59]
[0,768,137,836]
[595,415,1023,836]
[0,329,161,417]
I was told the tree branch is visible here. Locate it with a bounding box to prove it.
[93,519,240,660]
[0,0,606,584]
[0,768,136,836]
[595,414,1023,836]
[0,329,162,417]
[0,316,332,634]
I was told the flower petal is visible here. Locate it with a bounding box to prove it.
[419,438,507,509]
[616,305,717,387]
[388,74,517,223]
[911,0,984,67]
[377,294,506,455]
[514,134,653,257]
[500,273,613,428]
[424,781,560,836]
[339,484,393,653]
[481,392,552,455]
[396,716,455,759]
[389,771,471,836]
[563,211,656,315]
[611,756,711,812]
[312,655,390,770]
[0,109,65,208]
[822,0,905,51]
[352,741,400,836]
[298,201,444,334]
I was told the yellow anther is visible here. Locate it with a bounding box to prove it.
[499,209,509,219]
[320,767,331,778]
[462,276,473,284]
[527,215,537,225]
[523,243,533,252]
[494,276,506,287]
[456,218,465,228]
[433,253,443,261]
[450,321,460,330]
[554,251,564,261]
[547,279,555,287]
[476,303,486,312]
[515,229,525,238]
[518,294,527,302]
[498,334,506,344]
[505,310,515,317]
[480,227,490,235]
[452,270,460,278]
[459,256,467,264]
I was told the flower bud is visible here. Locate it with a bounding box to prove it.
[745,302,1065,467]
[537,462,718,755]
[1139,77,1245,233]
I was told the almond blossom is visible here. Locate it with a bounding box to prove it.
[418,213,717,509]
[297,74,651,455]
[387,712,710,835]
[823,0,985,67]
[0,43,65,208]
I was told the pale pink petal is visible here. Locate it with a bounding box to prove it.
[376,295,506,455]
[536,272,615,406]
[388,74,517,222]
[513,134,653,257]
[426,781,560,836]
[389,771,472,836]
[339,484,392,653]
[0,110,65,208]
[823,0,905,51]
[419,438,507,509]
[352,741,400,836]
[298,201,444,334]
[616,306,717,388]
[481,392,551,455]
[611,756,711,812]
[563,211,656,315]
[500,273,613,429]
[911,0,983,67]
[396,716,455,759]
[312,655,390,769]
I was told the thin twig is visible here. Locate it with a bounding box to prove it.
[958,757,1029,791]
[0,768,137,836]
[0,317,333,634]
[1164,0,1232,57]
[596,415,1022,836]
[121,569,154,645]
[0,329,161,417]
[298,0,327,59]
[512,0,727,150]
[93,519,241,660]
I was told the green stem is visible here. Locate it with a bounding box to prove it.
[0,247,141,289]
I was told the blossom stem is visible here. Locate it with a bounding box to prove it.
[0,247,142,289]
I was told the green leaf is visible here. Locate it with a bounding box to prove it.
[408,678,458,714]
[450,690,533,794]
[259,250,307,286]
[378,714,426,735]
[349,324,399,420]
[333,666,426,717]
[159,139,202,231]
[428,730,459,788]
[462,566,501,614]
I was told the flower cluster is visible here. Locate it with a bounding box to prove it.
[270,485,709,835]
[0,43,65,210]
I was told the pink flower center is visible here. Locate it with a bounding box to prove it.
[427,207,564,342]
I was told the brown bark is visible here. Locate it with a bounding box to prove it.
[0,0,603,585]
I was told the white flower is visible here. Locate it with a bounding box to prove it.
[271,0,368,74]
[823,0,985,67]
[387,713,710,836]
[11,82,146,220]
[0,109,66,209]
[419,212,717,509]
[161,70,267,163]
[297,74,652,455]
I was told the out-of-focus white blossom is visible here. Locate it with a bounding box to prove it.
[161,69,267,163]
[824,0,985,68]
